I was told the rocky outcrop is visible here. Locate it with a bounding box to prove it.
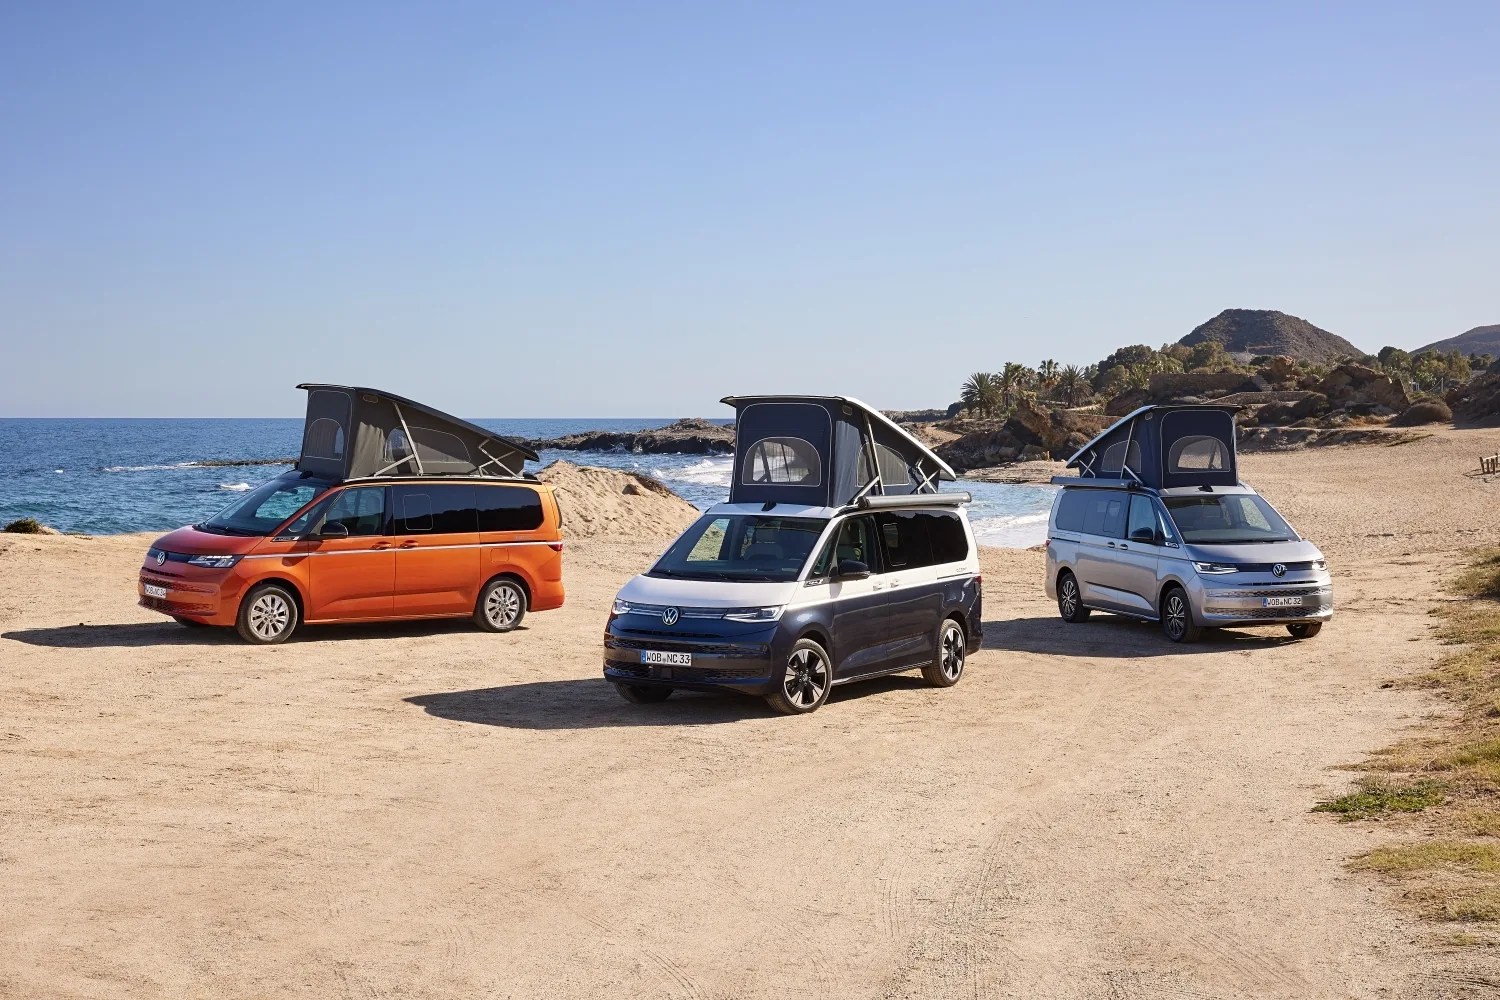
[935,401,1110,473]
[1446,371,1500,424]
[526,418,734,455]
[1314,364,1410,411]
[1104,371,1261,416]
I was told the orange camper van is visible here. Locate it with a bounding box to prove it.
[138,385,564,644]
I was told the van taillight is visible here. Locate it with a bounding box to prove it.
[548,542,564,552]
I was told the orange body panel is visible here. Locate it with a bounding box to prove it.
[138,479,565,629]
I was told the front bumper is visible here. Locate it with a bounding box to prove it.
[1197,583,1334,627]
[602,623,781,695]
[138,569,240,625]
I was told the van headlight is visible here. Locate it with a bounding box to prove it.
[1193,562,1238,575]
[1313,558,1327,570]
[723,606,786,622]
[611,598,633,615]
[187,554,241,568]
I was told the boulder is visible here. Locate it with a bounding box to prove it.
[1447,371,1500,424]
[1391,399,1453,427]
[1314,364,1410,411]
[1266,355,1299,386]
[1254,393,1329,426]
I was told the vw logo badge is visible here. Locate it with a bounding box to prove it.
[661,607,680,626]
[155,550,166,566]
[1272,563,1286,577]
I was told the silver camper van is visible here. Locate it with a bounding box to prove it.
[1043,405,1332,643]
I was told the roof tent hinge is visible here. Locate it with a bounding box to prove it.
[476,440,517,478]
[391,401,424,476]
[850,477,880,506]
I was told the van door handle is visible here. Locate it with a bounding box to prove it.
[371,542,392,550]
[399,540,418,549]
[1106,542,1116,548]
[1119,544,1129,551]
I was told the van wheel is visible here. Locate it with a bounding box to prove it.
[1287,622,1323,639]
[172,616,208,628]
[922,619,966,687]
[1058,571,1090,623]
[614,683,673,704]
[236,584,299,645]
[765,639,832,715]
[1160,586,1201,644]
[476,578,527,632]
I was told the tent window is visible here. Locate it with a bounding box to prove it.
[876,445,910,487]
[410,426,471,467]
[1101,440,1142,474]
[305,418,345,460]
[384,428,413,465]
[1168,436,1228,473]
[742,437,821,487]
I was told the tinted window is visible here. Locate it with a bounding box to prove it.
[1080,491,1127,538]
[926,512,969,564]
[876,511,935,571]
[741,437,821,486]
[324,487,387,536]
[1055,491,1088,532]
[393,485,476,534]
[1126,494,1159,543]
[477,485,544,532]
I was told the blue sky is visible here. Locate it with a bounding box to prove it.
[2,2,1496,417]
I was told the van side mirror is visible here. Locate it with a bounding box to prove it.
[1130,526,1157,544]
[836,559,870,581]
[317,521,349,539]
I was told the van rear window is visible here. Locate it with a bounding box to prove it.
[477,485,545,532]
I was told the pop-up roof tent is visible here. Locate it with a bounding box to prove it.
[1059,404,1240,489]
[721,395,961,509]
[294,384,538,482]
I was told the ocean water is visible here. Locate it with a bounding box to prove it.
[0,418,1054,546]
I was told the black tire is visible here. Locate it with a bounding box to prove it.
[764,638,833,715]
[172,616,208,628]
[235,583,299,645]
[922,618,967,688]
[1160,585,1202,644]
[475,577,528,632]
[1287,622,1323,639]
[1057,571,1091,623]
[613,683,673,704]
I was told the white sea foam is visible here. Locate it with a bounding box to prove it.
[218,482,252,491]
[970,511,1050,548]
[103,462,195,473]
[656,456,733,487]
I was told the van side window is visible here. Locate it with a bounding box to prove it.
[1081,491,1127,538]
[1055,490,1088,532]
[875,511,936,571]
[324,487,386,536]
[811,517,875,577]
[1126,494,1159,543]
[926,512,969,564]
[477,485,544,532]
[393,485,477,534]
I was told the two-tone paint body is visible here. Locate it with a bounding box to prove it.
[603,502,983,697]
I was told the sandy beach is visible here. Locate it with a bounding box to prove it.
[5,428,1500,999]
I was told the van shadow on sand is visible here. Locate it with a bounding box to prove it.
[406,674,932,731]
[2,618,511,649]
[983,615,1300,659]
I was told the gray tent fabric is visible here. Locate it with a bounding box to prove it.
[1064,405,1239,489]
[722,395,956,507]
[294,384,537,481]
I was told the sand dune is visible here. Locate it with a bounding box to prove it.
[4,432,1500,998]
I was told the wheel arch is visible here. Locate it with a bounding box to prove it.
[242,575,306,618]
[482,570,533,604]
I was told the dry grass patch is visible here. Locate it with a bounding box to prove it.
[1314,777,1446,821]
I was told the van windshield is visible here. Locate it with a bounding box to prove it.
[650,514,828,582]
[197,472,334,537]
[1162,494,1295,544]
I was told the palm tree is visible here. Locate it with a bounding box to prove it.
[1038,359,1059,387]
[997,362,1029,409]
[960,372,1002,416]
[1056,365,1085,406]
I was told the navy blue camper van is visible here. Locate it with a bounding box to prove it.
[604,395,982,714]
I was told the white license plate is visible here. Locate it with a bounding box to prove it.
[642,650,691,667]
[1263,596,1302,608]
[143,584,168,599]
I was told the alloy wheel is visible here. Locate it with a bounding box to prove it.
[1164,593,1188,640]
[939,623,965,682]
[1060,578,1080,618]
[486,584,522,628]
[783,647,829,710]
[249,593,291,641]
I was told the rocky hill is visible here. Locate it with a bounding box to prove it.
[1416,324,1500,357]
[524,418,733,455]
[1179,309,1363,364]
